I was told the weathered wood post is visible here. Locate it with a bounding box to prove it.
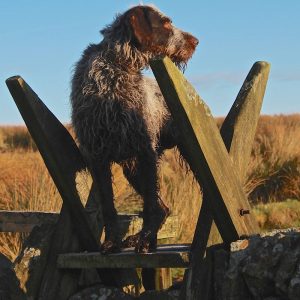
[6,76,138,300]
[184,61,271,300]
[151,57,259,241]
[150,57,270,299]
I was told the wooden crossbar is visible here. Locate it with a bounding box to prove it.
[0,211,58,232]
[58,245,190,269]
[0,210,178,241]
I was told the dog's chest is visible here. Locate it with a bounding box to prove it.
[142,77,170,140]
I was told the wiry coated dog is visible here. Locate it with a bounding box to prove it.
[71,5,198,253]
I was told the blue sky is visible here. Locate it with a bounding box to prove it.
[0,0,299,124]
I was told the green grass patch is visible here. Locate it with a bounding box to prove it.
[253,199,300,230]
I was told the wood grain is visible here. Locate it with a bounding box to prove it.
[58,245,190,269]
[185,61,270,300]
[151,57,259,242]
[150,58,270,300]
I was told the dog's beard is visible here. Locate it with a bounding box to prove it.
[175,61,187,73]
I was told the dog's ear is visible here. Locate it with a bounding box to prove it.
[128,7,153,47]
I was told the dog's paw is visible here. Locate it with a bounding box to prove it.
[122,233,140,248]
[135,231,157,253]
[100,240,121,254]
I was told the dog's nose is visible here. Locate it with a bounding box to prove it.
[192,37,199,47]
[187,34,199,47]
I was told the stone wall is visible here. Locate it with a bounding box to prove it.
[1,229,300,299]
[214,228,300,300]
[67,229,300,300]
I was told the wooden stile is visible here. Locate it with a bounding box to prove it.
[150,58,269,300]
[3,56,270,299]
[185,61,270,300]
[150,57,259,243]
[6,76,138,300]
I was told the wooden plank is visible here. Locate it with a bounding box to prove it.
[0,211,58,232]
[155,268,172,290]
[150,57,259,243]
[192,61,271,251]
[6,76,136,300]
[0,211,178,241]
[221,61,271,179]
[183,245,217,300]
[180,61,270,300]
[58,245,190,269]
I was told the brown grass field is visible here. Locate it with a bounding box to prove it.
[0,114,300,261]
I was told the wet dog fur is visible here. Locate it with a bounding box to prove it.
[70,5,198,253]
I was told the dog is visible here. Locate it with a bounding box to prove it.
[70,5,198,253]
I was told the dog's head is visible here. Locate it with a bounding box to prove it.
[101,5,198,69]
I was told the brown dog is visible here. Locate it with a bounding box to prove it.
[70,5,198,253]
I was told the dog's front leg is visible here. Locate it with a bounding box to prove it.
[90,160,120,254]
[122,152,169,253]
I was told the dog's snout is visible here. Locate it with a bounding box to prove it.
[190,36,199,47]
[184,33,199,48]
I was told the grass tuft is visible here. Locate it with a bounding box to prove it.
[253,199,300,230]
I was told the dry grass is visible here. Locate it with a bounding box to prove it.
[0,152,61,261]
[246,114,300,202]
[0,152,61,212]
[253,199,300,230]
[0,114,299,261]
[0,126,37,152]
[158,150,201,242]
